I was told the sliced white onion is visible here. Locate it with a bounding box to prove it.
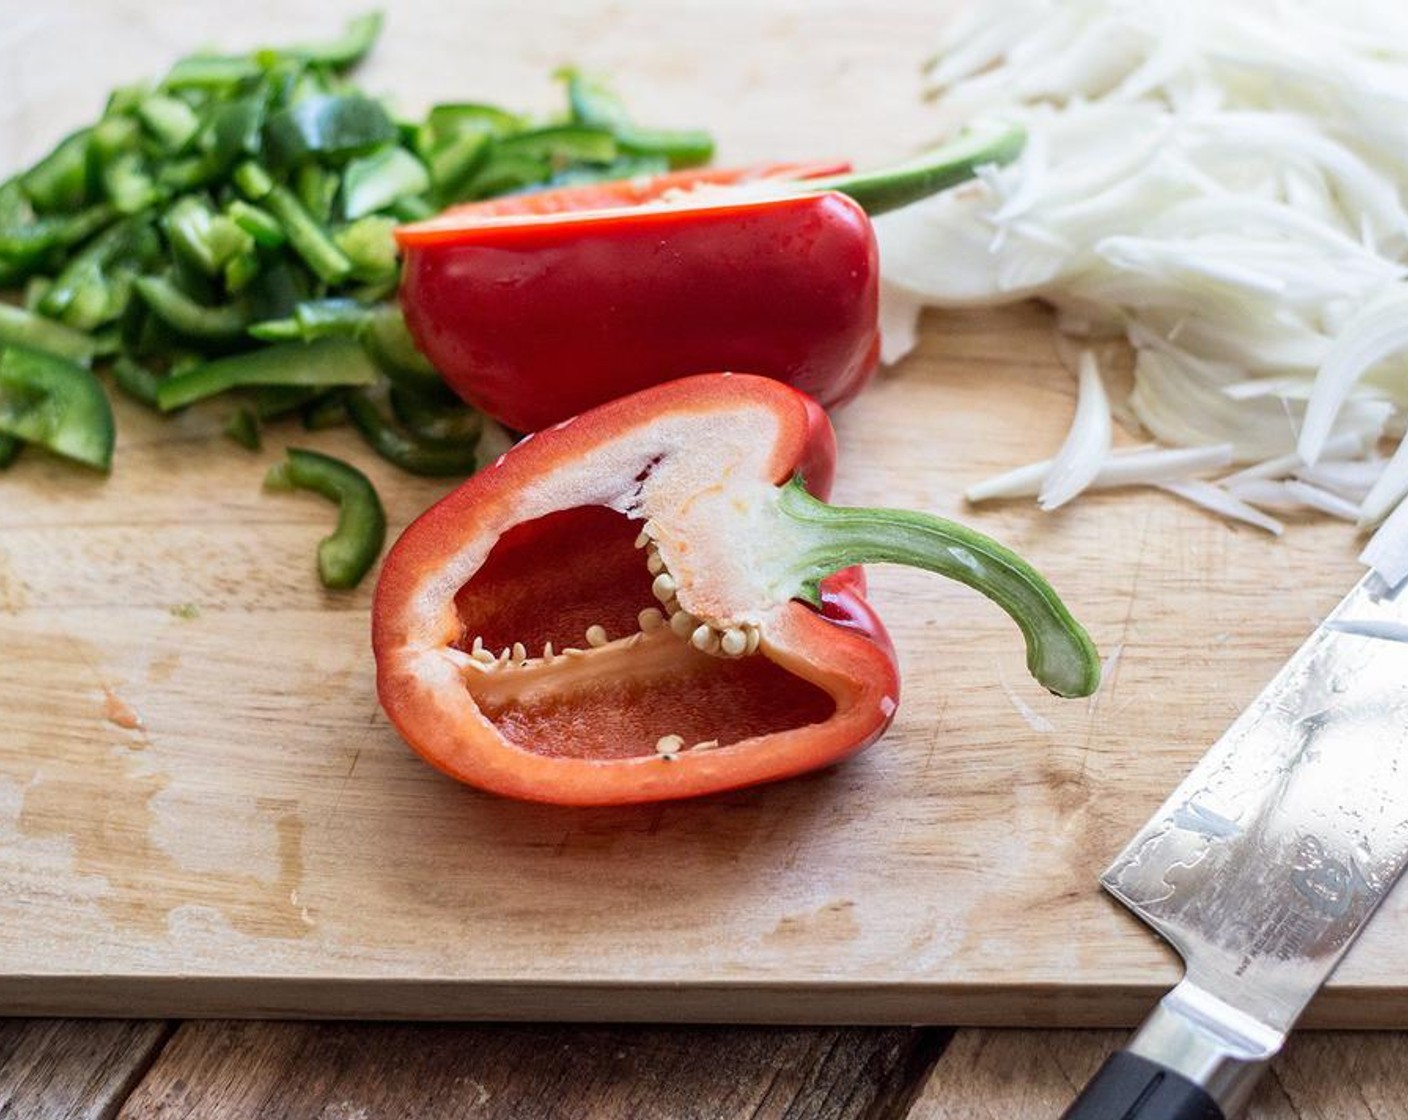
[967,443,1232,503]
[879,0,1408,579]
[877,280,925,367]
[1285,480,1363,520]
[1356,432,1408,527]
[1360,491,1408,587]
[1226,479,1360,520]
[1158,480,1286,535]
[1038,350,1112,510]
[1300,285,1408,464]
[1294,456,1386,500]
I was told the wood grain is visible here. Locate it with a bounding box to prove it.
[906,1029,1408,1120]
[0,1019,171,1120]
[114,1021,947,1120]
[2,0,1406,1025]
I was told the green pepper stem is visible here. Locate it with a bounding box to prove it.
[776,476,1100,698]
[800,120,1025,217]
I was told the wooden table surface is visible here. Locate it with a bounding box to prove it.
[2,1019,1404,1117]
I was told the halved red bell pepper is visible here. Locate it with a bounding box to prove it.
[395,123,1024,432]
[372,371,1097,807]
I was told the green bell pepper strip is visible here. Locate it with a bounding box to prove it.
[227,200,286,247]
[111,355,165,408]
[265,94,397,166]
[0,303,98,364]
[248,297,370,342]
[282,11,383,68]
[561,69,713,169]
[223,403,262,449]
[0,343,115,471]
[421,103,524,146]
[262,186,352,283]
[295,163,340,222]
[301,389,350,430]
[19,129,94,212]
[342,147,430,218]
[363,305,442,392]
[162,55,263,90]
[0,433,19,468]
[389,384,482,444]
[426,132,491,200]
[334,216,397,282]
[232,160,276,201]
[344,386,480,476]
[493,126,618,165]
[162,13,382,90]
[138,95,202,153]
[40,217,145,328]
[163,197,253,278]
[134,275,250,341]
[0,204,118,279]
[264,447,386,589]
[156,335,379,411]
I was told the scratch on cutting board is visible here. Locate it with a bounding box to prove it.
[996,663,1055,734]
[1086,643,1125,714]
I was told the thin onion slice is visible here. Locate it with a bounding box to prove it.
[1158,480,1285,536]
[1038,350,1112,510]
[1300,285,1408,464]
[968,443,1232,503]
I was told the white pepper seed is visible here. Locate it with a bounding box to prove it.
[690,624,721,654]
[651,573,677,603]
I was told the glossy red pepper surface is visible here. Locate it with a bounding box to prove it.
[372,373,900,806]
[395,163,879,433]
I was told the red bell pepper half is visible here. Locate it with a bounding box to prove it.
[395,123,1025,432]
[372,372,1098,807]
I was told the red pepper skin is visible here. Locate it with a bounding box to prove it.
[395,165,879,433]
[372,373,900,806]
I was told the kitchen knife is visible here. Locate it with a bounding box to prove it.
[1061,570,1408,1120]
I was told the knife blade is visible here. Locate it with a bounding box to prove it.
[1061,571,1408,1120]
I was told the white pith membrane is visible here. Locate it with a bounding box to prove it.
[875,0,1408,584]
[412,403,841,762]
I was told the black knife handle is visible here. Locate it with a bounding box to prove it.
[1060,1052,1226,1120]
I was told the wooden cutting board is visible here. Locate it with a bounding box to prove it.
[2,0,1402,1026]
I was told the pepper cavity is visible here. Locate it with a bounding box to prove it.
[455,511,763,678]
[442,496,836,765]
